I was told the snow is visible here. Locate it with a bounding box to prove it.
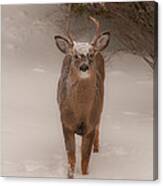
[1,5,154,180]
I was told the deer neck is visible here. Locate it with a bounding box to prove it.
[67,73,97,113]
[66,65,97,116]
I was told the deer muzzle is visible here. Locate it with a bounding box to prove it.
[80,64,89,72]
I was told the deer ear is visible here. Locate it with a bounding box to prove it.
[54,35,73,54]
[93,32,110,51]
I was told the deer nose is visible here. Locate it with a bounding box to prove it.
[80,64,89,72]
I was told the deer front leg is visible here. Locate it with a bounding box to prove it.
[63,127,76,178]
[93,127,99,153]
[81,129,95,175]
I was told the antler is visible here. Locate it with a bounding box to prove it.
[89,16,100,45]
[65,21,74,46]
[65,4,74,46]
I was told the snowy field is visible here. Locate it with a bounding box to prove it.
[1,5,154,180]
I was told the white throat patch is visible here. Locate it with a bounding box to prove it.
[80,71,90,79]
[73,42,92,55]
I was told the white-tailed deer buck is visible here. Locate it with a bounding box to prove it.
[54,17,110,178]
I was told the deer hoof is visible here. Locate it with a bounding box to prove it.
[67,171,74,179]
[68,174,74,179]
[67,166,74,179]
[93,146,99,153]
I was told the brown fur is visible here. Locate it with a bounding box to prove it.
[57,52,105,178]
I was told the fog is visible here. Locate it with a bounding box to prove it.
[1,5,154,180]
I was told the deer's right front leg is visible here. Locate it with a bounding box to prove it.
[93,127,99,153]
[63,127,76,179]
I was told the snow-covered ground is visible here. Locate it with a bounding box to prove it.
[1,5,154,180]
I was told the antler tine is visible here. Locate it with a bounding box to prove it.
[89,16,100,44]
[66,21,73,44]
[65,4,74,46]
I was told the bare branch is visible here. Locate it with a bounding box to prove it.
[143,56,154,69]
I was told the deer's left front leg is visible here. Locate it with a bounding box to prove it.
[81,129,96,175]
[93,127,99,153]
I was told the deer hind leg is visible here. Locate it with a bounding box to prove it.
[81,129,95,175]
[63,127,76,178]
[93,127,99,153]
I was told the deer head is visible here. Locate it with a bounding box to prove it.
[54,17,110,79]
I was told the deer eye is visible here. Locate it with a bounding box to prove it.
[88,53,94,60]
[89,53,94,58]
[74,54,79,60]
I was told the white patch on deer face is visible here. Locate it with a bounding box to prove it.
[80,71,90,79]
[72,42,93,79]
[73,42,92,56]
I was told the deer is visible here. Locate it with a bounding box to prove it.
[54,17,110,178]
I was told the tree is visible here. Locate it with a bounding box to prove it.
[70,2,157,69]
